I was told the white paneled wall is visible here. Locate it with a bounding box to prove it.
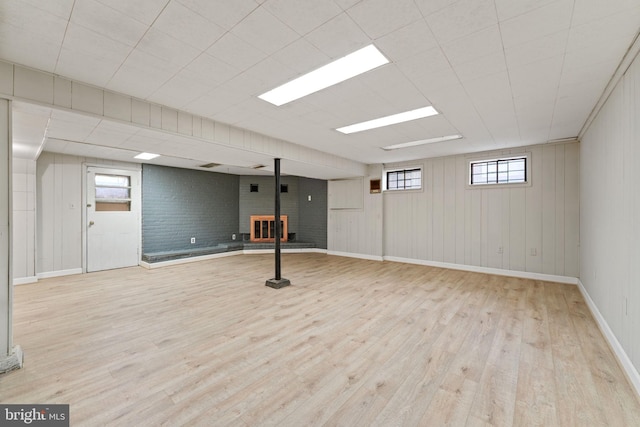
[36,152,140,276]
[328,142,580,277]
[383,143,579,276]
[327,166,383,259]
[12,158,36,282]
[580,52,640,382]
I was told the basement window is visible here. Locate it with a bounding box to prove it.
[95,174,131,211]
[384,167,422,191]
[468,154,530,187]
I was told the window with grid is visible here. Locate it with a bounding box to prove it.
[95,174,131,211]
[386,168,422,190]
[470,157,527,186]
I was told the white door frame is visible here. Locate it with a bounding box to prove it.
[82,163,142,273]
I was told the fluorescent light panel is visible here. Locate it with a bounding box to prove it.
[134,152,160,160]
[336,106,439,134]
[258,44,389,106]
[382,134,463,150]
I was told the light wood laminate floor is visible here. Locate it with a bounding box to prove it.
[2,253,639,426]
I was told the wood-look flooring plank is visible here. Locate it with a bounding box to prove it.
[1,253,639,426]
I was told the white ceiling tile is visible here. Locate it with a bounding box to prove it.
[304,12,371,58]
[454,52,507,82]
[136,28,201,68]
[571,0,640,26]
[176,0,259,31]
[499,0,573,48]
[70,0,148,47]
[269,38,330,74]
[19,0,74,19]
[441,25,503,66]
[106,50,181,99]
[509,56,564,100]
[56,23,132,86]
[94,0,167,25]
[0,0,68,72]
[231,6,300,55]
[413,0,460,16]
[206,32,268,71]
[147,74,212,109]
[463,71,513,106]
[263,0,343,35]
[504,30,568,69]
[494,0,558,22]
[181,53,240,88]
[426,0,497,44]
[346,0,423,39]
[153,1,226,51]
[375,20,438,62]
[567,8,640,54]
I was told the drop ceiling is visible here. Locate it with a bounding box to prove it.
[3,0,640,179]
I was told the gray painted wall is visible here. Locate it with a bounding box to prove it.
[298,177,327,249]
[142,165,239,253]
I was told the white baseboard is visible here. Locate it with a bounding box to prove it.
[36,268,83,280]
[13,276,38,285]
[382,256,578,284]
[139,248,328,269]
[327,250,384,262]
[577,279,640,398]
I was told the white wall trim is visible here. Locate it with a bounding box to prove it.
[36,268,83,279]
[383,256,578,284]
[13,276,37,286]
[577,279,640,398]
[327,250,384,262]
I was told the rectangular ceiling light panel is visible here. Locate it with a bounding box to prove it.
[336,106,439,134]
[134,152,160,160]
[258,44,389,106]
[382,134,463,150]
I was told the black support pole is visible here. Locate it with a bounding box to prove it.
[265,158,290,289]
[274,158,282,279]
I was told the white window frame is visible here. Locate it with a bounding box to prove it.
[382,166,423,192]
[467,152,532,189]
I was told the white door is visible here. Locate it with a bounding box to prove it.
[86,167,140,272]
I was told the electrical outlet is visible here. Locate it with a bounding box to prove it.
[190,237,196,244]
[232,234,236,240]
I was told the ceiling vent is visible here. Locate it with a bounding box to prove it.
[252,164,266,169]
[199,163,221,168]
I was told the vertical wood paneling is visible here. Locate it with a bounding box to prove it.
[580,53,640,382]
[328,142,580,279]
[486,189,502,268]
[501,188,510,269]
[564,143,580,277]
[432,159,444,262]
[509,188,526,271]
[471,190,482,266]
[554,145,566,275]
[526,147,542,273]
[455,156,466,264]
[541,145,556,274]
[443,157,457,263]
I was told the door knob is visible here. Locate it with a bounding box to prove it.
[89,221,95,226]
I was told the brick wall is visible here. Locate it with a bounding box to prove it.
[142,165,239,253]
[298,177,327,249]
[238,175,299,235]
